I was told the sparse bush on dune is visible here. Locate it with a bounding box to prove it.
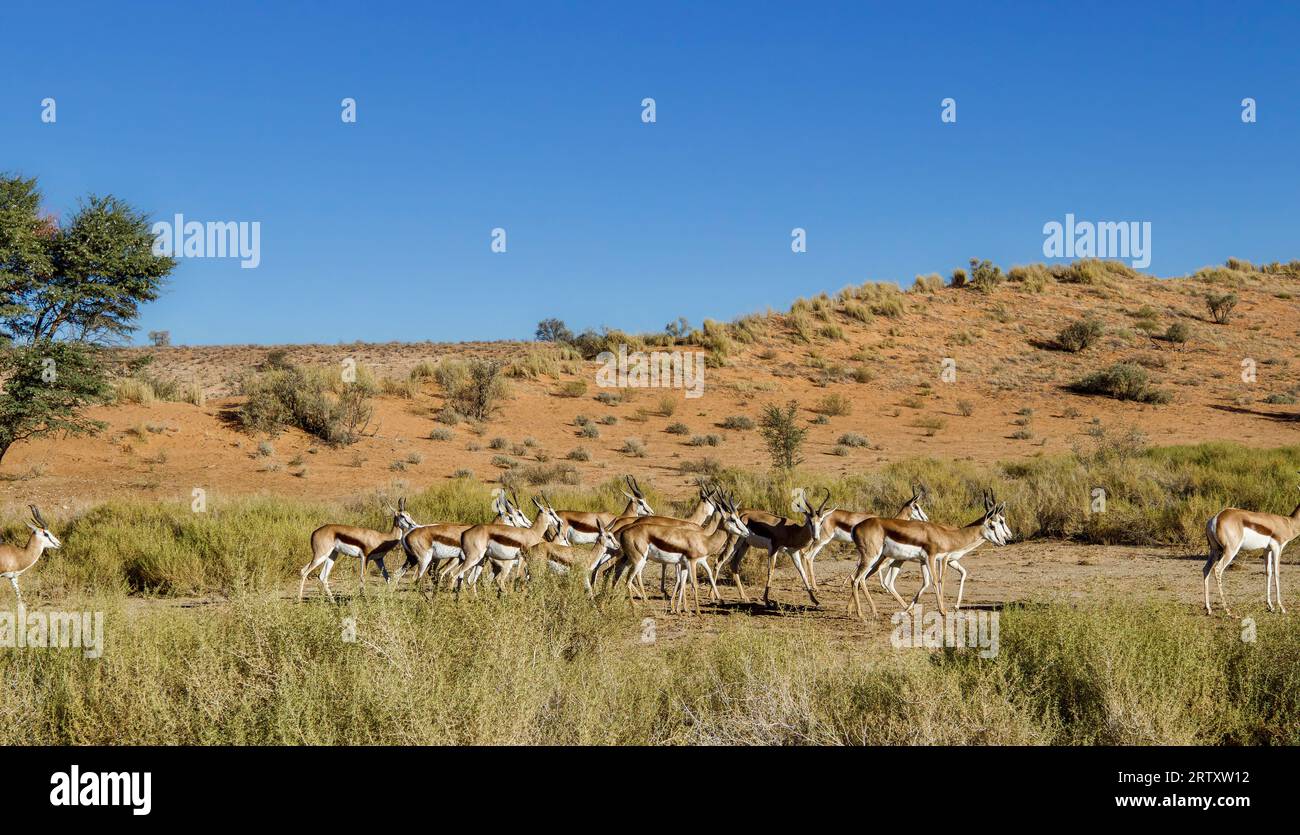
[1069,363,1172,404]
[435,358,509,421]
[504,346,561,379]
[1162,321,1192,344]
[812,392,853,417]
[1008,263,1053,293]
[967,258,1005,293]
[1054,316,1105,352]
[1205,292,1239,324]
[911,273,944,293]
[239,362,374,445]
[1054,258,1139,285]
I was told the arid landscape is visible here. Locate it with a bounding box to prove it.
[4,261,1297,510]
[4,259,1300,746]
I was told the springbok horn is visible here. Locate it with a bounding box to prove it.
[817,487,831,514]
[29,505,47,528]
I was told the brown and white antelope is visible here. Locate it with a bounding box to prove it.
[801,484,931,588]
[0,505,62,607]
[526,518,611,576]
[610,492,750,615]
[848,492,1012,620]
[587,483,723,594]
[554,475,653,546]
[719,488,836,607]
[1203,485,1300,616]
[298,498,418,602]
[451,496,566,596]
[393,490,527,594]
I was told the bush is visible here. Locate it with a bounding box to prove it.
[911,273,944,293]
[505,347,560,379]
[968,258,1005,292]
[665,422,690,435]
[1163,321,1191,344]
[1008,264,1053,292]
[535,318,574,343]
[837,432,869,448]
[688,434,722,447]
[556,380,588,398]
[1205,292,1238,324]
[813,393,852,417]
[620,438,646,457]
[1070,363,1172,404]
[1055,317,1105,352]
[435,359,508,421]
[720,415,755,430]
[239,363,374,446]
[759,400,807,470]
[566,447,591,461]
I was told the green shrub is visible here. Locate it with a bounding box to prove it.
[239,363,374,446]
[1070,363,1172,404]
[1055,317,1105,352]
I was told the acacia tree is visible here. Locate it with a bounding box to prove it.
[0,174,175,465]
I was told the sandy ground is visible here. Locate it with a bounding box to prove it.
[107,540,1293,649]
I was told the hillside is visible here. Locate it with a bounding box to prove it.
[3,260,1298,511]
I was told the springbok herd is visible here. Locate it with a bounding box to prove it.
[3,477,1299,618]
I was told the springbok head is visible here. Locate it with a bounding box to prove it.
[387,497,418,533]
[797,487,836,535]
[621,475,653,516]
[532,494,566,536]
[27,505,61,550]
[717,492,751,540]
[903,483,931,522]
[979,490,1012,546]
[595,518,619,553]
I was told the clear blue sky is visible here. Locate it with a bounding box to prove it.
[4,1,1297,345]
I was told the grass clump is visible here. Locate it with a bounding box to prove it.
[1069,363,1172,404]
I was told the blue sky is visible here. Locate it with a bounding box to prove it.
[4,1,1297,345]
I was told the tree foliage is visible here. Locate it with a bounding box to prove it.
[0,340,110,463]
[0,174,172,467]
[0,174,174,346]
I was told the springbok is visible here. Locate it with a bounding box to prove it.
[800,484,931,588]
[526,518,610,576]
[719,488,836,607]
[1203,482,1300,616]
[0,505,62,607]
[848,492,1012,619]
[587,483,723,594]
[393,491,526,594]
[611,492,750,615]
[298,498,418,602]
[554,476,653,545]
[451,496,566,596]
